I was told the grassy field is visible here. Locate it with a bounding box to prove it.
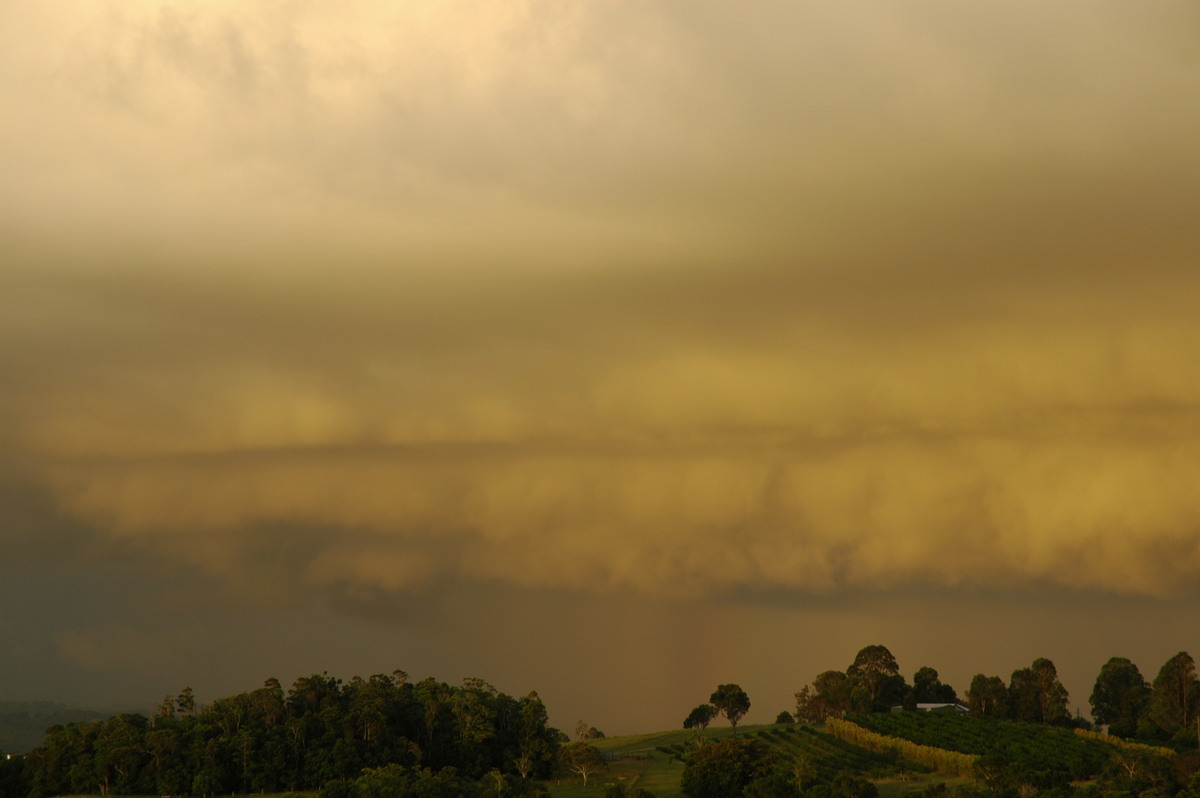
[544,724,970,798]
[544,727,710,797]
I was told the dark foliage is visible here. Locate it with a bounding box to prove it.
[681,737,779,798]
[24,674,560,797]
[0,752,28,798]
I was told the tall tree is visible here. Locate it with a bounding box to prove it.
[709,684,751,736]
[1090,657,1150,738]
[847,645,905,712]
[1009,659,1068,723]
[1009,667,1040,722]
[966,674,1008,718]
[94,714,150,795]
[797,671,851,722]
[1032,658,1070,724]
[912,667,958,703]
[514,691,554,779]
[175,688,196,718]
[1148,651,1200,739]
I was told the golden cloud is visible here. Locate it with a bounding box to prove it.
[4,1,1200,609]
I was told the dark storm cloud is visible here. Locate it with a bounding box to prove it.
[3,0,1200,725]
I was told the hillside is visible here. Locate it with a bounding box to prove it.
[844,713,1112,779]
[547,723,966,798]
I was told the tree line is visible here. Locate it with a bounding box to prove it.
[795,645,965,722]
[674,645,1200,798]
[14,672,562,798]
[793,645,1200,747]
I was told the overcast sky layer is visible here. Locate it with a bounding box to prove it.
[3,1,1200,734]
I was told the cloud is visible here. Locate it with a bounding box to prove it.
[16,262,1200,600]
[3,0,1200,617]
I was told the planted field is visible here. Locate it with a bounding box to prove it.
[764,725,902,777]
[846,713,1113,779]
[546,723,919,797]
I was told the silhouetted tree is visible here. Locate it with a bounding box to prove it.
[796,670,852,722]
[1009,659,1068,723]
[1090,657,1150,738]
[966,674,1008,718]
[847,645,906,712]
[912,667,958,703]
[1149,651,1200,740]
[709,685,751,736]
[684,705,718,732]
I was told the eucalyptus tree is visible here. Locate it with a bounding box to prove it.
[709,684,751,735]
[684,704,719,733]
[848,645,906,712]
[966,674,1008,718]
[1148,651,1199,739]
[1090,657,1149,738]
[912,667,958,703]
[1009,658,1068,724]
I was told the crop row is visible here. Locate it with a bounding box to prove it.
[847,713,1112,779]
[1073,728,1175,759]
[826,718,978,778]
[664,726,900,778]
[772,727,899,776]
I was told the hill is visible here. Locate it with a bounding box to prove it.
[546,723,968,798]
[844,712,1112,779]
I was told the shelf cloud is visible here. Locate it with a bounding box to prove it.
[3,0,1200,729]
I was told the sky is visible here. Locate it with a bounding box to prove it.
[3,0,1200,736]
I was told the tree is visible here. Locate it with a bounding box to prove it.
[797,671,851,722]
[966,674,1008,718]
[912,667,958,703]
[1009,659,1068,724]
[1148,651,1200,739]
[574,720,604,741]
[847,645,906,712]
[451,686,496,747]
[94,714,150,795]
[681,737,778,798]
[1032,658,1070,724]
[350,762,482,798]
[683,705,718,732]
[1090,657,1150,738]
[558,742,606,786]
[709,685,751,736]
[775,711,795,725]
[848,645,899,685]
[1102,746,1176,796]
[829,773,880,798]
[1008,667,1040,722]
[176,688,196,717]
[794,686,816,724]
[514,691,555,779]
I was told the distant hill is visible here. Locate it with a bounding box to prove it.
[0,701,109,754]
